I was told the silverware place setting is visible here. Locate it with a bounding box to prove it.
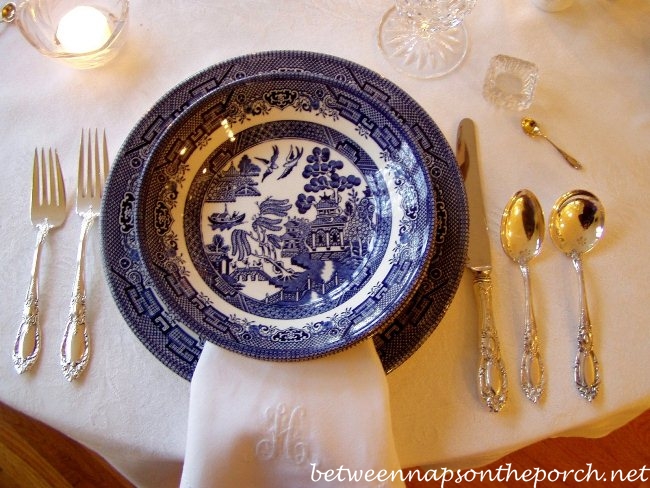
[457,116,606,410]
[12,131,109,381]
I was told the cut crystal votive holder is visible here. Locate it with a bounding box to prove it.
[13,0,129,69]
[482,54,539,111]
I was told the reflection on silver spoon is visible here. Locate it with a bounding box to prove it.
[549,190,605,401]
[501,189,545,403]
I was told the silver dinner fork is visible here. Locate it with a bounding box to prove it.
[61,129,109,381]
[13,148,67,374]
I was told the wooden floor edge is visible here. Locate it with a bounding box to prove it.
[0,401,135,488]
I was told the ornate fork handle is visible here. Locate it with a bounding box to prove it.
[13,223,50,373]
[61,211,95,381]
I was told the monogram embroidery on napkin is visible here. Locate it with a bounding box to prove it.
[256,403,310,464]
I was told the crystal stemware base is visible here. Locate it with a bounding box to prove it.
[378,6,470,79]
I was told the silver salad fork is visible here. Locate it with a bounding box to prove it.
[61,130,109,381]
[13,148,67,374]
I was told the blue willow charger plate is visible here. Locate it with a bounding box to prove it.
[134,71,434,361]
[100,51,468,379]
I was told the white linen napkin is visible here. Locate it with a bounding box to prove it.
[180,339,405,488]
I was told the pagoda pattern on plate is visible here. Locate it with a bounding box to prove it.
[201,143,377,311]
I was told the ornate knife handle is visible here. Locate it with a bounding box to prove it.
[61,213,94,381]
[13,224,49,373]
[572,255,600,401]
[473,269,508,412]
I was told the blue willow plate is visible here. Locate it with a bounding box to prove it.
[100,51,468,379]
[134,71,435,361]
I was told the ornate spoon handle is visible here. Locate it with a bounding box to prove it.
[61,213,94,381]
[542,135,582,170]
[473,269,508,412]
[13,224,49,373]
[572,255,600,401]
[519,264,544,403]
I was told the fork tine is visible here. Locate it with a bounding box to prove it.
[41,148,52,205]
[40,148,48,205]
[31,149,39,211]
[101,130,109,196]
[93,128,101,199]
[54,149,65,206]
[48,148,57,206]
[86,129,93,198]
[78,130,85,199]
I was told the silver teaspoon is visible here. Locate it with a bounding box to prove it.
[501,190,545,403]
[521,117,583,170]
[549,190,605,401]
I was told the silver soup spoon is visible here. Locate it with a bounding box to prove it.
[549,190,605,401]
[501,190,545,403]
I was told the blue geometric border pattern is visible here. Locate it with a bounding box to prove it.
[100,51,468,380]
[133,72,434,361]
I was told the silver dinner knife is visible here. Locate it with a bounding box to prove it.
[456,118,508,412]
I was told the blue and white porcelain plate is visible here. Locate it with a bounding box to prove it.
[134,72,434,361]
[100,51,468,379]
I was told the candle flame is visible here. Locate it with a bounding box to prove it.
[56,6,111,54]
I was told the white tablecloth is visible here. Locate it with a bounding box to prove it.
[1,1,649,486]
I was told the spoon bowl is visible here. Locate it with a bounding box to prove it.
[521,117,542,138]
[549,189,605,401]
[549,190,604,256]
[501,189,544,265]
[501,189,545,403]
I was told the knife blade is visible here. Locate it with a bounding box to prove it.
[456,118,508,413]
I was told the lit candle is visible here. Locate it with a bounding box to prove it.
[56,6,112,54]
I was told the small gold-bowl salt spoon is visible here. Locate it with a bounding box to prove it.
[521,117,583,170]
